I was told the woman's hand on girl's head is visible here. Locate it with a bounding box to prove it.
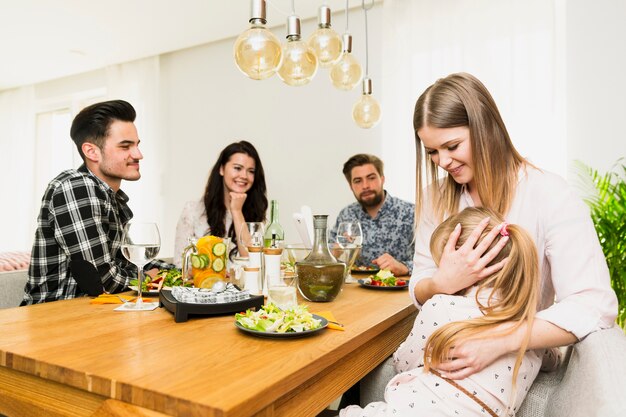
[432,217,509,295]
[228,192,247,213]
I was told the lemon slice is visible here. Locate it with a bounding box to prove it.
[198,276,222,289]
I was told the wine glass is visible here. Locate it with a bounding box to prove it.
[239,222,265,249]
[336,221,363,283]
[121,222,161,309]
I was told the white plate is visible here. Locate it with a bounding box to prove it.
[129,285,172,296]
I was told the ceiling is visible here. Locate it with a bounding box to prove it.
[0,0,364,91]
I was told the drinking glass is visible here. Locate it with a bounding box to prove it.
[239,222,265,249]
[228,254,249,289]
[121,222,161,309]
[335,221,363,283]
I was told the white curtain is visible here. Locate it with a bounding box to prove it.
[105,56,165,228]
[0,86,36,252]
[380,0,566,203]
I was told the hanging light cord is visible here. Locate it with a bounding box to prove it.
[345,0,350,31]
[362,0,373,76]
[266,0,292,16]
[291,0,295,14]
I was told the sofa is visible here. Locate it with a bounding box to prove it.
[0,269,27,308]
[360,326,626,417]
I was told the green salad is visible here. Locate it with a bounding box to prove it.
[130,268,191,291]
[235,304,322,333]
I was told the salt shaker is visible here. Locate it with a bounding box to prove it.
[243,266,261,295]
[247,246,262,268]
[262,247,282,297]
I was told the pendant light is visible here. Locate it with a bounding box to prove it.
[234,0,283,80]
[277,2,319,87]
[352,0,380,128]
[307,4,342,68]
[330,0,363,91]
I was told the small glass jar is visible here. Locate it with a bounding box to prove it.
[295,215,346,302]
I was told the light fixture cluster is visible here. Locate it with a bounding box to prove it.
[234,0,380,129]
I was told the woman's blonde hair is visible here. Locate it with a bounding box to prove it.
[413,73,529,223]
[424,207,539,402]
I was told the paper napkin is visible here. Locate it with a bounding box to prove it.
[315,311,345,331]
[90,294,153,304]
[114,302,159,311]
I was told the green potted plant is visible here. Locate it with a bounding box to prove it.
[573,160,626,328]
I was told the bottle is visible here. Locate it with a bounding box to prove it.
[295,215,346,302]
[264,200,285,247]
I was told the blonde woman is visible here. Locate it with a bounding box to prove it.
[341,208,542,416]
[410,73,616,381]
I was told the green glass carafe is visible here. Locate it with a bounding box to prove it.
[295,215,346,302]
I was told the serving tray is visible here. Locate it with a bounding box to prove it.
[159,289,264,323]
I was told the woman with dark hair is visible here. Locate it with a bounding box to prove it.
[173,141,268,266]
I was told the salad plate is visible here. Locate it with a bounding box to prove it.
[351,265,380,274]
[130,285,167,296]
[234,314,328,339]
[357,279,408,290]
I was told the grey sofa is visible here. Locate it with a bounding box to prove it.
[361,326,626,417]
[0,269,27,308]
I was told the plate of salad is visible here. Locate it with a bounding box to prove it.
[129,268,191,295]
[234,304,328,339]
[351,264,380,274]
[358,270,408,290]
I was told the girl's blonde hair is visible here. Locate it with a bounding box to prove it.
[424,207,539,402]
[413,73,530,223]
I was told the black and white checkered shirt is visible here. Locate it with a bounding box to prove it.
[22,164,170,304]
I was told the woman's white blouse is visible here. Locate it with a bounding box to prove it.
[409,166,618,339]
[172,201,232,268]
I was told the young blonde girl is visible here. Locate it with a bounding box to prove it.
[341,207,542,417]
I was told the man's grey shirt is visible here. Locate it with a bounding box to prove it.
[330,192,415,273]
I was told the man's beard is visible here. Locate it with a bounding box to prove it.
[357,190,384,208]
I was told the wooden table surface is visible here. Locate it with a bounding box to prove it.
[0,281,416,417]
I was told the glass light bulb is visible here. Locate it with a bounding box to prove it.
[308,27,342,68]
[330,52,363,91]
[277,39,318,87]
[234,25,282,80]
[353,94,381,129]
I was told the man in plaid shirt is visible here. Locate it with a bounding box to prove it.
[22,100,171,304]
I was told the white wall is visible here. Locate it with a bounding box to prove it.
[565,0,626,174]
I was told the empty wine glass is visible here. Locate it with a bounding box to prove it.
[239,222,265,249]
[121,222,161,309]
[336,221,363,283]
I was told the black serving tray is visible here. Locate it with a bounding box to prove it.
[159,289,264,323]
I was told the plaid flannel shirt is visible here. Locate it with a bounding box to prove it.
[22,165,170,304]
[329,191,415,273]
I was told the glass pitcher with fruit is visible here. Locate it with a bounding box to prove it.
[181,235,229,289]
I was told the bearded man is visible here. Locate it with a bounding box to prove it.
[330,154,415,276]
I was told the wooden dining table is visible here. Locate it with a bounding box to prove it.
[0,280,417,417]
